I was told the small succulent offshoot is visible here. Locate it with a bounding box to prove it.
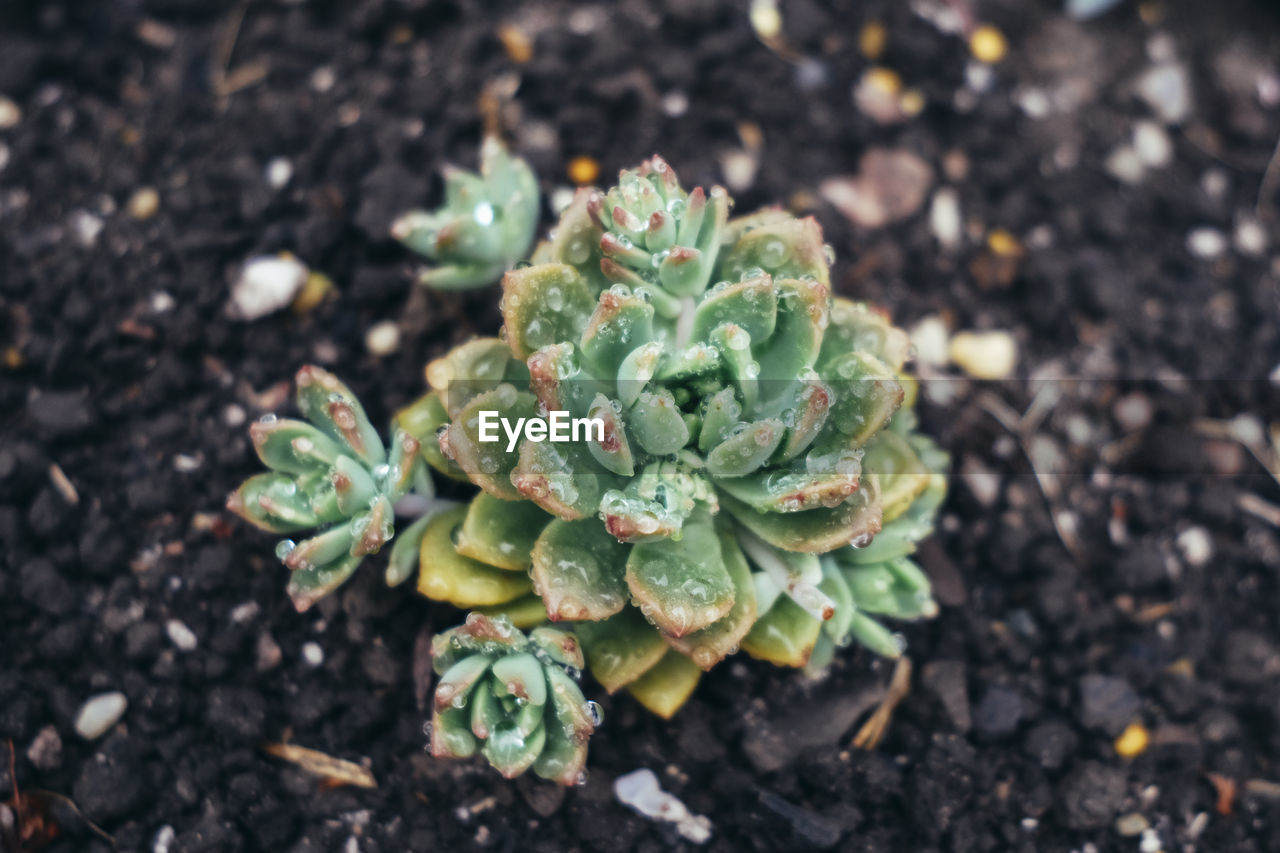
[391,137,540,290]
[228,151,948,784]
[226,366,433,612]
[430,614,598,784]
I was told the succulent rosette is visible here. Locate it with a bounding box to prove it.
[227,366,425,612]
[396,157,948,718]
[392,137,540,290]
[429,614,597,783]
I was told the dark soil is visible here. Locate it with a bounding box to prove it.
[3,1,1280,851]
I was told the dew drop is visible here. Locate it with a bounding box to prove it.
[274,539,297,560]
[258,413,278,425]
[472,201,495,226]
[822,244,836,265]
[575,770,589,786]
[585,700,604,727]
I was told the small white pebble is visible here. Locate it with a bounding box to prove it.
[0,141,11,172]
[0,95,20,129]
[153,825,176,853]
[173,453,202,472]
[228,255,308,321]
[1139,827,1163,853]
[1020,817,1038,830]
[1015,87,1051,119]
[365,320,400,356]
[310,66,336,93]
[302,642,325,667]
[662,91,689,117]
[1176,526,1212,567]
[69,209,105,248]
[720,149,758,193]
[224,404,247,427]
[1200,168,1229,200]
[75,692,128,740]
[929,188,963,250]
[1113,392,1153,432]
[549,186,575,214]
[614,768,712,844]
[1233,216,1268,257]
[909,314,950,367]
[167,619,198,651]
[1105,146,1145,185]
[230,602,261,624]
[948,330,1018,380]
[1185,227,1226,260]
[150,291,176,313]
[266,157,293,190]
[965,61,995,94]
[1133,120,1173,168]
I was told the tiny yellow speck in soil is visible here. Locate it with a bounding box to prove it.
[568,156,600,186]
[969,24,1008,64]
[864,66,902,95]
[4,347,22,369]
[859,22,887,60]
[987,228,1023,257]
[1114,722,1150,758]
[498,25,533,64]
[899,89,926,116]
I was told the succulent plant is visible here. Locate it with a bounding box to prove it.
[391,137,540,290]
[395,156,948,719]
[429,614,598,783]
[226,366,430,612]
[229,152,948,784]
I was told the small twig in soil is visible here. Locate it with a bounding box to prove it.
[1256,131,1280,222]
[851,657,912,750]
[47,464,78,506]
[263,741,378,790]
[210,2,270,100]
[1238,493,1280,528]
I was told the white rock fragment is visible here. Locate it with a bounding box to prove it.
[266,156,294,190]
[228,255,308,321]
[1136,63,1192,124]
[27,725,63,770]
[1113,392,1153,432]
[75,692,128,740]
[153,824,176,853]
[661,91,689,117]
[365,320,400,356]
[720,149,758,192]
[1233,216,1268,257]
[1186,227,1226,260]
[948,330,1018,380]
[302,641,325,667]
[69,209,105,247]
[1105,146,1144,185]
[0,95,20,129]
[614,768,712,844]
[1176,526,1212,568]
[1014,86,1051,119]
[230,601,261,624]
[167,618,198,651]
[820,149,934,229]
[909,315,950,367]
[960,456,1001,507]
[929,188,962,250]
[1133,120,1173,168]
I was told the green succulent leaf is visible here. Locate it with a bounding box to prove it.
[626,650,702,719]
[663,527,757,669]
[625,512,736,637]
[530,518,629,621]
[719,486,882,553]
[502,264,596,360]
[455,491,552,571]
[442,384,539,501]
[740,592,823,668]
[394,391,468,481]
[417,506,534,607]
[576,607,670,693]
